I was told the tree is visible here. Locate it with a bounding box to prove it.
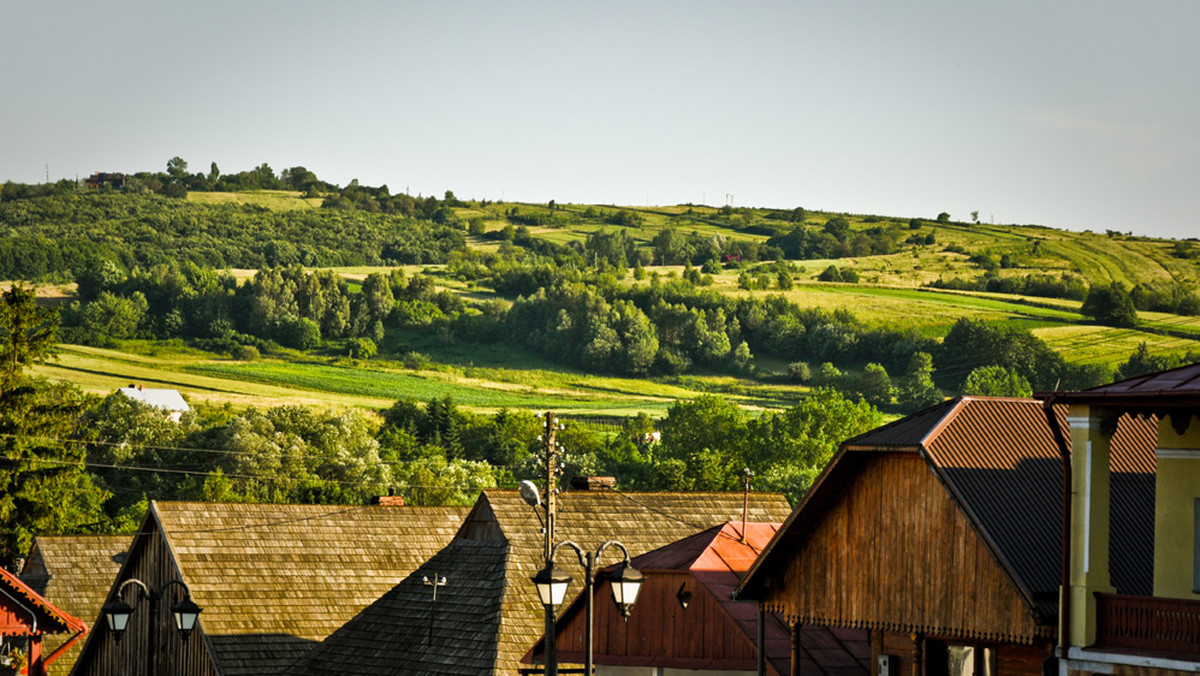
[855,363,894,406]
[897,351,943,411]
[937,212,951,223]
[1081,282,1138,328]
[0,284,59,392]
[166,156,188,181]
[962,365,1033,397]
[1115,343,1185,381]
[970,210,980,223]
[0,379,109,564]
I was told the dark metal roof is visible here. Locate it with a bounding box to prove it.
[739,397,1158,625]
[1039,362,1200,407]
[841,398,961,450]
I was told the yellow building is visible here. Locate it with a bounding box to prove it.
[1041,363,1200,676]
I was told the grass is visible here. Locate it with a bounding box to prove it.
[29,341,806,417]
[188,190,323,210]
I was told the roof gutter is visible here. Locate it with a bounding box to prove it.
[1041,395,1071,652]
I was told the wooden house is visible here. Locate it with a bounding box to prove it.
[288,487,794,675]
[525,521,870,676]
[0,566,87,676]
[1041,363,1200,675]
[736,397,1157,676]
[19,536,128,676]
[69,501,468,676]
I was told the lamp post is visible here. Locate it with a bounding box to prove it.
[101,578,201,676]
[531,540,645,676]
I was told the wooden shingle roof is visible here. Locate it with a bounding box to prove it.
[293,488,793,675]
[20,535,128,676]
[289,538,509,675]
[76,501,468,676]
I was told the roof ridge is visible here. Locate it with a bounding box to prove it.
[917,396,968,449]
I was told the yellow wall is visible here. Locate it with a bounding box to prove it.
[1153,413,1200,599]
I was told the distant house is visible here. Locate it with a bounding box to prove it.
[737,397,1157,676]
[0,566,87,676]
[70,501,469,676]
[83,173,124,190]
[18,535,128,676]
[288,487,794,675]
[1040,363,1200,675]
[117,386,190,422]
[526,521,870,676]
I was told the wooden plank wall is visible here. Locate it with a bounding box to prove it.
[73,526,217,676]
[766,454,1043,644]
[555,571,759,670]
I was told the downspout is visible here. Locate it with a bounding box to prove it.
[1042,396,1071,658]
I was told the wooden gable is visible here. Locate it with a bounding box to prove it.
[71,512,219,676]
[761,453,1049,644]
[552,570,772,673]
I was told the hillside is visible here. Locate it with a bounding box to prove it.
[5,180,1200,419]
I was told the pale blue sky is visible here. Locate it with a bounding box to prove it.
[2,1,1197,238]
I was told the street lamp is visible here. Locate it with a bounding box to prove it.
[101,578,202,676]
[531,540,645,676]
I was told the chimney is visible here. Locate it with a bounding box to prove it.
[370,487,405,506]
[569,476,616,491]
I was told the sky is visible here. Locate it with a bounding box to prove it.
[2,1,1197,239]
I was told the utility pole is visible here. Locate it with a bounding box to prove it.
[543,412,558,562]
[740,467,754,543]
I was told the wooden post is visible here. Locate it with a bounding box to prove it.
[544,412,558,563]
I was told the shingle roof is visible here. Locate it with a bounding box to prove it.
[20,535,128,676]
[144,501,468,675]
[289,539,509,675]
[293,488,793,675]
[739,397,1157,623]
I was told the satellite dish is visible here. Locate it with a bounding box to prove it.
[518,480,541,508]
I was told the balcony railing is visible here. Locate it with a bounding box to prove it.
[1095,593,1200,656]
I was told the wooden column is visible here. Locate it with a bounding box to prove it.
[1067,405,1117,648]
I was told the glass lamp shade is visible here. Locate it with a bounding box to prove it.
[531,564,572,609]
[172,596,202,640]
[608,564,645,617]
[102,598,135,641]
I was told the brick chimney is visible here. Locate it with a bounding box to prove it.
[569,476,616,491]
[370,487,405,506]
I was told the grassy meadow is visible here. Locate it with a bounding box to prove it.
[19,192,1200,417]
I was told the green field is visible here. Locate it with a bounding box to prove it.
[30,343,811,417]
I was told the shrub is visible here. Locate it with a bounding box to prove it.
[232,344,260,361]
[787,361,811,383]
[349,337,377,359]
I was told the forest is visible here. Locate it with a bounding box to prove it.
[3,159,1200,565]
